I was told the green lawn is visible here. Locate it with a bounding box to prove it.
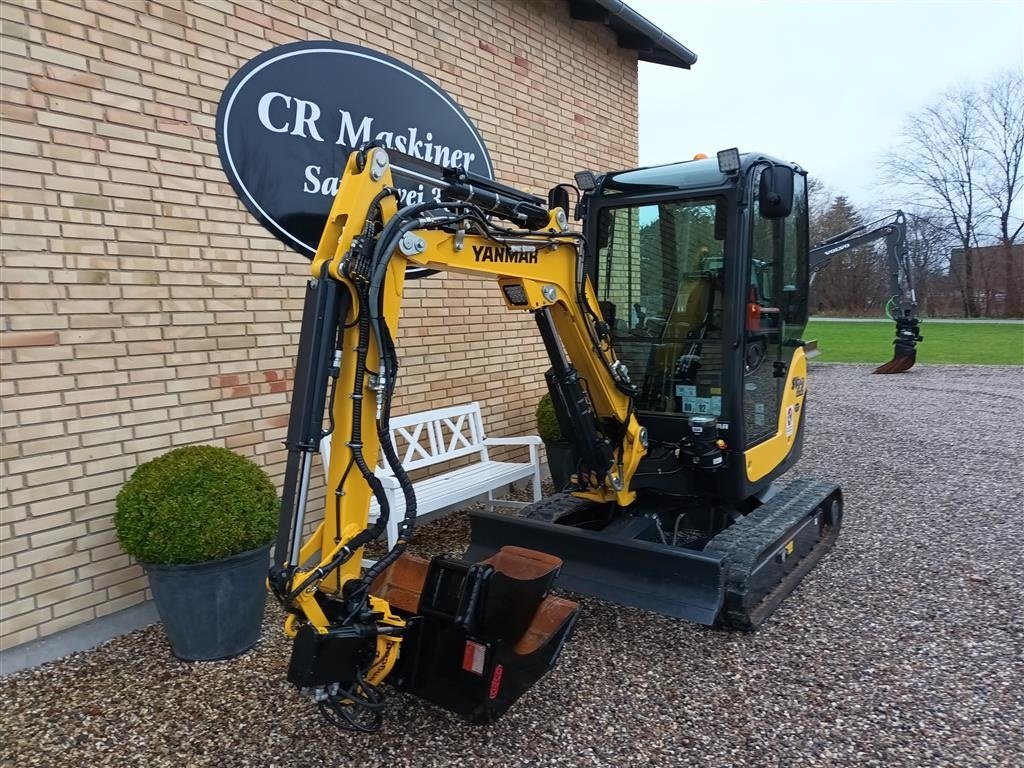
[805,320,1024,365]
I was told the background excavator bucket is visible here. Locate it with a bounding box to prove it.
[873,346,916,374]
[873,316,922,374]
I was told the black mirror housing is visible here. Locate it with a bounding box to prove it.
[713,199,727,240]
[758,165,794,219]
[547,185,571,217]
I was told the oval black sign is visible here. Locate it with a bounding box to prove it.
[216,41,493,258]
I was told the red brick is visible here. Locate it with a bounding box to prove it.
[0,331,59,348]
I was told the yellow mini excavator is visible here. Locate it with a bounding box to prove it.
[269,145,917,731]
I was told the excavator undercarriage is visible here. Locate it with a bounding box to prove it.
[468,480,843,630]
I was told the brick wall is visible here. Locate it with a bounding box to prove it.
[0,0,638,651]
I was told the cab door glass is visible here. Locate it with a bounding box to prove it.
[595,199,726,417]
[744,171,809,447]
[782,175,809,344]
[745,169,786,446]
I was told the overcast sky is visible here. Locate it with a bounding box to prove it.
[630,0,1024,208]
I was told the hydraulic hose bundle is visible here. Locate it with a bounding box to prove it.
[281,184,560,603]
[274,189,507,732]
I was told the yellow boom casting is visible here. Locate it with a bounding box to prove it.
[285,148,644,621]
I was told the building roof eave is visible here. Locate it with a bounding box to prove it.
[568,0,698,69]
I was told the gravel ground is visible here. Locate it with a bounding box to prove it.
[3,364,1023,768]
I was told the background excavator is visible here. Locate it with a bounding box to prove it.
[270,145,910,732]
[807,210,923,373]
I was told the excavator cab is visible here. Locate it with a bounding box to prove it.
[470,151,842,627]
[584,152,810,499]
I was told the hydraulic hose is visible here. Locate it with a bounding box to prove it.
[348,194,620,586]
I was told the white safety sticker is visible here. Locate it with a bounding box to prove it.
[786,405,795,436]
[680,393,722,416]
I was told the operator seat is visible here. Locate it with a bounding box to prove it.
[648,274,714,392]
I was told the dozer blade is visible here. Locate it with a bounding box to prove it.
[466,504,725,625]
[469,480,843,630]
[873,347,916,374]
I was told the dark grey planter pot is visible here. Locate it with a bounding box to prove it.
[143,543,271,661]
[544,441,576,491]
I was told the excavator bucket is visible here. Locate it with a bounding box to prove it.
[873,346,916,374]
[466,507,725,625]
[371,547,580,724]
[873,316,922,374]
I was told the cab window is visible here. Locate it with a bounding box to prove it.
[744,170,809,446]
[595,198,726,417]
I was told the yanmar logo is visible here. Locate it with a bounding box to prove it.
[473,244,537,264]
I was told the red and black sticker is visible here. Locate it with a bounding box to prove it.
[462,639,487,675]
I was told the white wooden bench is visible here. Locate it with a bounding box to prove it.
[320,402,542,549]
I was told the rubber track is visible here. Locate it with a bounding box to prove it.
[519,493,593,523]
[705,478,841,630]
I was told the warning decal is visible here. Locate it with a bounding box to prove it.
[462,639,487,675]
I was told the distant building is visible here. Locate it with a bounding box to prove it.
[949,244,1024,316]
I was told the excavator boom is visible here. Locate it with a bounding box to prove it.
[269,146,651,729]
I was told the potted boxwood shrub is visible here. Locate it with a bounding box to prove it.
[115,445,278,661]
[536,394,576,491]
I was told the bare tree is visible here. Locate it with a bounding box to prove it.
[883,88,988,316]
[807,176,833,246]
[903,210,955,317]
[978,71,1024,316]
[809,194,888,315]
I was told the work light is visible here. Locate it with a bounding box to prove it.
[574,170,597,191]
[717,148,741,174]
[501,283,529,306]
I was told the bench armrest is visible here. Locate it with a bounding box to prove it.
[484,435,543,446]
[376,473,403,489]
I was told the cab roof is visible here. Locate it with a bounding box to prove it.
[598,153,803,195]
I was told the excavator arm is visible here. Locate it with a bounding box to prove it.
[268,146,646,729]
[809,210,923,373]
